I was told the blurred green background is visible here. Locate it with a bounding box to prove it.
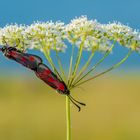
[0,73,140,140]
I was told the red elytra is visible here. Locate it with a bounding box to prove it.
[9,51,17,56]
[47,77,55,82]
[20,56,27,62]
[35,63,67,93]
[4,47,42,70]
[42,68,51,75]
[29,56,35,61]
[0,45,86,111]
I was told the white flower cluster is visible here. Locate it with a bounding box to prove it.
[102,22,140,51]
[65,16,111,52]
[24,21,66,52]
[0,16,140,53]
[0,24,26,50]
[0,22,66,52]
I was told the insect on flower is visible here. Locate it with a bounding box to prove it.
[0,41,86,111]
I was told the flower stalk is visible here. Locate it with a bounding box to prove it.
[66,96,71,140]
[72,49,132,88]
[67,45,75,85]
[72,51,95,85]
[68,39,85,87]
[54,48,67,82]
[43,48,63,81]
[71,42,116,87]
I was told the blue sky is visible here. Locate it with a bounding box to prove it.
[0,0,140,74]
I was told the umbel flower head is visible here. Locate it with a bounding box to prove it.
[65,16,112,52]
[0,24,26,50]
[24,21,67,52]
[0,16,140,53]
[102,22,140,51]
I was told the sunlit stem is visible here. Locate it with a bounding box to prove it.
[66,96,71,140]
[43,48,63,81]
[67,45,75,85]
[72,51,95,85]
[71,49,132,88]
[43,50,54,69]
[54,48,67,82]
[71,42,115,87]
[41,41,61,79]
[68,39,85,87]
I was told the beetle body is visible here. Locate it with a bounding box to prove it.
[2,47,42,70]
[1,46,69,95]
[0,45,85,111]
[35,63,69,95]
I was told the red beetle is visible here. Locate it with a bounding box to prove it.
[0,44,85,111]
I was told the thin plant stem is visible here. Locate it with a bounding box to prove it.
[71,43,115,87]
[68,39,85,87]
[67,45,75,85]
[71,49,132,89]
[72,51,95,85]
[54,49,67,82]
[66,96,71,140]
[43,49,63,81]
[40,41,62,80]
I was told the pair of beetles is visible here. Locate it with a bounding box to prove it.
[0,41,85,111]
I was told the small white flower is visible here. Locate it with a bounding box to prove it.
[102,22,140,51]
[65,16,111,52]
[0,24,26,50]
[0,17,140,54]
[24,21,67,52]
[65,16,100,42]
[81,36,112,52]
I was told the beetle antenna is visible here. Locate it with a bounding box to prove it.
[68,94,86,106]
[68,96,81,111]
[67,95,86,111]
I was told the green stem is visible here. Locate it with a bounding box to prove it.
[40,41,62,80]
[71,49,132,89]
[43,50,63,81]
[66,96,71,140]
[55,49,67,82]
[71,43,115,87]
[68,40,85,87]
[72,52,95,85]
[67,45,75,85]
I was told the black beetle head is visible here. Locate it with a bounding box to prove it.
[0,46,7,53]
